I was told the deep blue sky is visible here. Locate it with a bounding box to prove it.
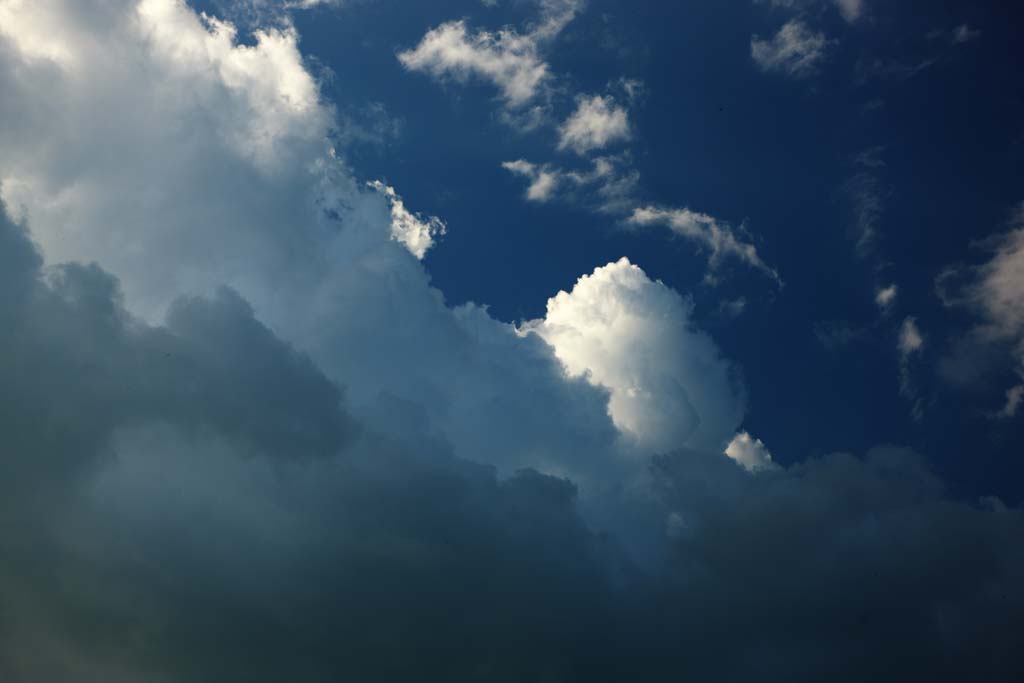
[202,0,1024,501]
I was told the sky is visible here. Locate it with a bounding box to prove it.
[0,0,1022,681]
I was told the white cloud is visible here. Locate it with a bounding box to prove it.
[898,316,925,419]
[367,181,445,259]
[833,0,864,23]
[523,257,745,454]
[725,431,779,472]
[502,159,561,201]
[757,0,864,23]
[557,94,631,155]
[899,317,924,356]
[502,155,638,209]
[750,20,828,78]
[629,206,780,282]
[941,206,1024,418]
[397,0,582,109]
[876,284,897,309]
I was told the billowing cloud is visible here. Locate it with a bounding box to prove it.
[629,206,780,282]
[557,94,631,155]
[524,257,746,454]
[751,20,828,78]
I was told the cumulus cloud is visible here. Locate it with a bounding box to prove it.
[557,94,631,155]
[396,0,582,108]
[725,431,778,472]
[751,20,828,78]
[629,206,780,282]
[524,258,746,454]
[367,180,445,259]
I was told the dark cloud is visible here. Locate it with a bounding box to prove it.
[2,204,1023,682]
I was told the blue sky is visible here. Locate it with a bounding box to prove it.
[230,0,1024,498]
[1,0,1023,680]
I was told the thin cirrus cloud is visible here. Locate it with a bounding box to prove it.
[757,0,864,23]
[750,19,829,78]
[629,206,781,283]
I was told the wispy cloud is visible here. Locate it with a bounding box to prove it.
[629,206,780,283]
[397,0,583,109]
[557,94,631,155]
[751,20,828,78]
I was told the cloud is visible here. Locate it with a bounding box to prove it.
[899,316,924,356]
[952,24,982,45]
[367,180,445,259]
[629,206,780,282]
[832,0,864,22]
[756,0,864,23]
[396,0,582,109]
[524,258,746,454]
[557,94,631,155]
[502,155,638,209]
[876,284,898,309]
[725,431,778,472]
[898,316,925,419]
[751,20,828,78]
[502,158,561,201]
[938,205,1024,418]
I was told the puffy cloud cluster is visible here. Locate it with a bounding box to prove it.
[402,0,778,285]
[1,2,1023,681]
